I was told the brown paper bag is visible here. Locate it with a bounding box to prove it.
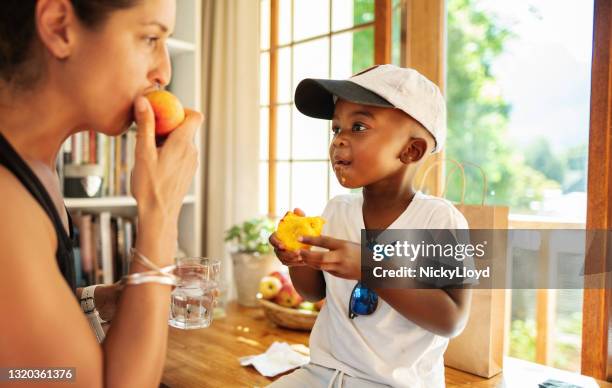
[418,160,509,378]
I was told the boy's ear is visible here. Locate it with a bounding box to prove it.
[400,137,428,164]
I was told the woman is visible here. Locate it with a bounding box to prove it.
[0,0,202,386]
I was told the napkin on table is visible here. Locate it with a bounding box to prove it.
[239,342,310,377]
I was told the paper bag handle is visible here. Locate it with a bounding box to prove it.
[417,159,488,206]
[461,160,488,206]
[417,158,466,204]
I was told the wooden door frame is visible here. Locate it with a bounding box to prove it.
[403,0,445,195]
[582,0,612,380]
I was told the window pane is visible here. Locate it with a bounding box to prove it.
[445,0,592,219]
[278,0,292,45]
[291,162,328,215]
[275,161,291,217]
[277,47,292,103]
[276,105,291,160]
[260,0,270,50]
[332,0,375,32]
[292,106,329,160]
[331,26,374,79]
[391,2,402,66]
[260,107,269,160]
[294,0,330,41]
[259,161,269,215]
[509,289,537,362]
[293,38,329,92]
[330,31,353,79]
[554,289,582,372]
[260,52,270,104]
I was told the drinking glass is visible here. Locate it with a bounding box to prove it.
[168,257,220,329]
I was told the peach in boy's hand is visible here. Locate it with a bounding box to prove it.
[144,90,185,137]
[275,211,325,252]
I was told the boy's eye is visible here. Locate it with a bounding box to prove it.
[331,126,341,136]
[352,123,367,132]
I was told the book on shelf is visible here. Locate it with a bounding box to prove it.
[58,128,137,197]
[71,211,136,287]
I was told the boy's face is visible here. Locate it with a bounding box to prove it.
[330,99,425,188]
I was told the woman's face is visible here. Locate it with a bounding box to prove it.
[63,0,175,135]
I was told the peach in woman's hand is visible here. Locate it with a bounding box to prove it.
[144,90,185,137]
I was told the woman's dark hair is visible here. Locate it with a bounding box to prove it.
[0,0,139,88]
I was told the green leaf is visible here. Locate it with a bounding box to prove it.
[225,216,276,254]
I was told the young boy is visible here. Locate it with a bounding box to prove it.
[268,65,471,388]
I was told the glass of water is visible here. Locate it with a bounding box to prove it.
[169,257,220,330]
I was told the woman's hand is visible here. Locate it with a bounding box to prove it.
[298,235,361,280]
[131,96,202,221]
[94,283,123,322]
[75,283,122,322]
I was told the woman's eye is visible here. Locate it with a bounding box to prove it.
[145,36,160,47]
[352,123,367,132]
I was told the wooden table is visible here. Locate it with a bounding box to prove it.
[162,302,612,388]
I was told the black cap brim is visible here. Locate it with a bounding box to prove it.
[294,78,394,120]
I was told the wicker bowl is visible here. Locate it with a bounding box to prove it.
[256,293,319,331]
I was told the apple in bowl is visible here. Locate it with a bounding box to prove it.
[259,275,283,300]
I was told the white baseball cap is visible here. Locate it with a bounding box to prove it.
[294,64,446,153]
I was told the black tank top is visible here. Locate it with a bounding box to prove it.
[0,133,77,293]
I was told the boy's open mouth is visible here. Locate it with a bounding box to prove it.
[333,160,352,169]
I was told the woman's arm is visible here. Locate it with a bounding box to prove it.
[101,210,178,387]
[0,171,106,387]
[0,186,178,387]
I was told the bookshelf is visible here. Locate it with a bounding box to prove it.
[61,0,203,286]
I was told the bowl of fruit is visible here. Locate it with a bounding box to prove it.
[257,271,324,331]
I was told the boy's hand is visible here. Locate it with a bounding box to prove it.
[269,208,306,267]
[298,235,361,280]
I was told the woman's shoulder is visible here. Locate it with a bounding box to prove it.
[0,164,34,206]
[0,165,57,250]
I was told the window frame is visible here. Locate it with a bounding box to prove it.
[582,0,612,380]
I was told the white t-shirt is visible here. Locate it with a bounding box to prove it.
[309,191,469,388]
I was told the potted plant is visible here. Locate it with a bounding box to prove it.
[225,217,281,307]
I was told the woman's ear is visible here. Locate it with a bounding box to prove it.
[36,0,78,60]
[400,137,428,164]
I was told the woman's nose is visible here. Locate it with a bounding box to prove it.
[149,45,172,88]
